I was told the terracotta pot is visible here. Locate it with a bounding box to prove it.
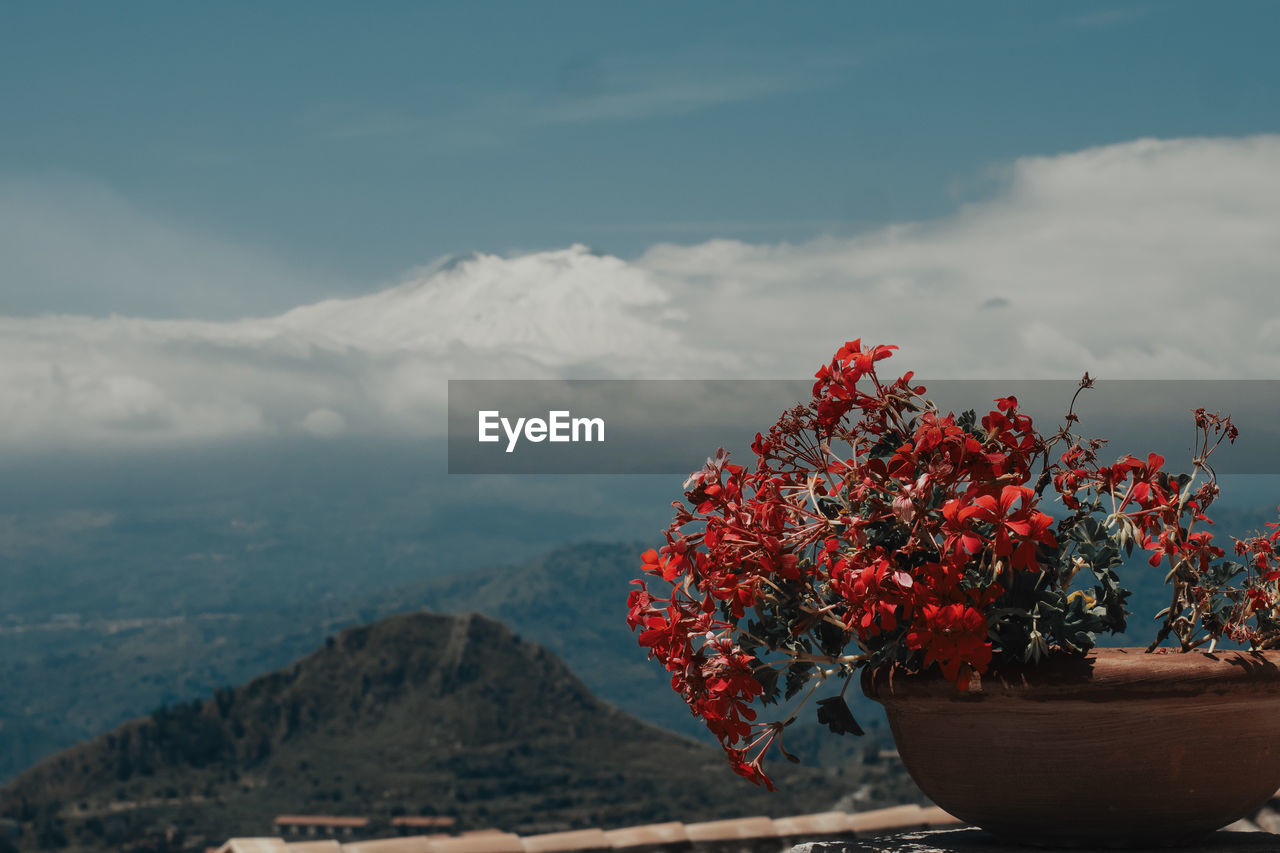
[862,648,1280,847]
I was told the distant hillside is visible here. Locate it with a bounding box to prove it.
[363,542,706,741]
[361,542,899,765]
[0,611,919,852]
[0,451,677,782]
[13,519,1265,786]
[0,541,903,783]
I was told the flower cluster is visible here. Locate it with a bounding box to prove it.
[627,340,1280,788]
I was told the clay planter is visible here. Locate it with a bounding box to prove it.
[862,648,1280,847]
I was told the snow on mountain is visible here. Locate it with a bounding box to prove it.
[271,246,687,368]
[0,245,713,448]
[3,135,1280,448]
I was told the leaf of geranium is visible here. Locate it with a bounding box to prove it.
[816,620,847,657]
[816,696,865,736]
[817,496,845,520]
[1204,560,1245,587]
[1073,516,1103,543]
[785,662,814,700]
[752,661,781,703]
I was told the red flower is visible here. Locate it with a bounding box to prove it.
[626,581,655,630]
[905,603,993,689]
[941,495,986,559]
[970,485,1056,571]
[640,548,682,583]
[628,336,1260,791]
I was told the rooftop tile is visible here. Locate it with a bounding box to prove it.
[216,841,289,853]
[772,813,852,836]
[603,822,688,848]
[845,805,926,836]
[685,817,776,842]
[521,829,611,853]
[342,837,437,853]
[275,816,371,828]
[424,832,525,853]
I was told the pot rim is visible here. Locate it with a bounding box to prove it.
[862,647,1280,703]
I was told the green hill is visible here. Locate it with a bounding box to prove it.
[0,610,918,852]
[0,541,905,783]
[15,519,1260,789]
[360,541,902,764]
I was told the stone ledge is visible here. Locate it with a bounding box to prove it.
[792,828,1280,852]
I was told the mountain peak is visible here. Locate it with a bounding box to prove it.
[1,609,827,850]
[269,245,683,374]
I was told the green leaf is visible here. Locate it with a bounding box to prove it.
[815,696,865,736]
[784,662,814,700]
[752,660,781,704]
[816,620,847,657]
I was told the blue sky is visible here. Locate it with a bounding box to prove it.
[7,3,1280,781]
[2,3,1280,450]
[3,2,1278,318]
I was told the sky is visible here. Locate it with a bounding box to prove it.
[2,1,1280,450]
[9,2,1280,788]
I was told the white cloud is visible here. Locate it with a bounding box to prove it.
[640,135,1280,380]
[533,67,799,125]
[307,49,856,149]
[0,175,334,319]
[299,408,346,438]
[1,135,1278,448]
[1067,6,1150,29]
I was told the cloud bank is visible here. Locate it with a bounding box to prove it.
[0,176,333,320]
[2,135,1279,448]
